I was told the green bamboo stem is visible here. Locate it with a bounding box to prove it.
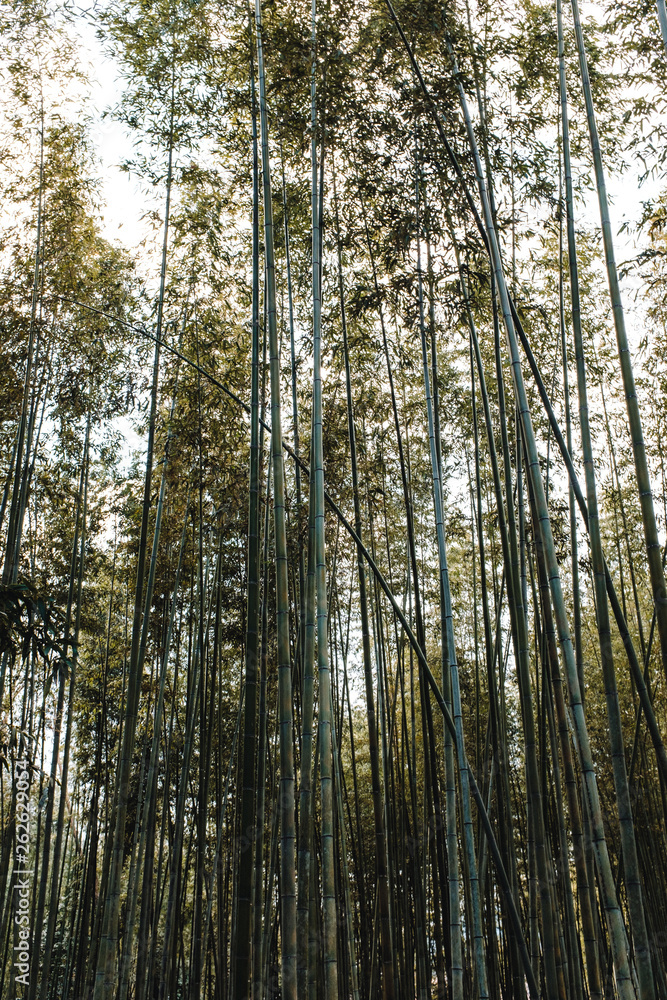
[558,4,655,994]
[40,411,92,999]
[93,83,174,999]
[453,242,522,954]
[254,2,296,993]
[134,495,190,1000]
[253,457,272,1000]
[2,99,44,589]
[415,169,475,999]
[297,443,316,999]
[512,311,667,785]
[488,272,559,998]
[310,8,337,995]
[382,6,634,989]
[657,0,667,56]
[30,416,89,1000]
[569,0,667,684]
[234,29,262,993]
[454,253,528,980]
[525,441,595,1000]
[458,64,635,1000]
[333,165,395,1000]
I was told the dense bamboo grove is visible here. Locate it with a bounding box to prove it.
[2,0,667,997]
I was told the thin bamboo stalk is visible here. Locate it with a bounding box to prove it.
[569,0,667,684]
[92,80,175,998]
[415,164,488,1000]
[30,417,89,1000]
[40,412,92,998]
[310,7,337,994]
[134,496,190,1000]
[234,25,262,991]
[558,4,655,993]
[385,11,639,991]
[254,3,297,993]
[332,166,394,1000]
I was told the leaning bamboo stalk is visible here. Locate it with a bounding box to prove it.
[512,312,667,785]
[569,0,667,682]
[467,341,524,998]
[382,8,635,990]
[450,48,635,1000]
[655,0,667,54]
[524,441,600,1000]
[557,4,655,994]
[489,271,560,998]
[450,232,529,989]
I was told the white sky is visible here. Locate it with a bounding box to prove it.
[76,13,151,255]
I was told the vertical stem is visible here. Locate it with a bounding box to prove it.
[234,24,262,994]
[309,8,337,998]
[254,3,296,995]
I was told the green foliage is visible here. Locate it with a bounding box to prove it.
[0,580,66,665]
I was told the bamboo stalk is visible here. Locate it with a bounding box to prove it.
[333,165,395,1000]
[309,8,337,995]
[415,162,489,1000]
[254,2,297,993]
[234,24,262,991]
[569,0,667,685]
[558,3,655,993]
